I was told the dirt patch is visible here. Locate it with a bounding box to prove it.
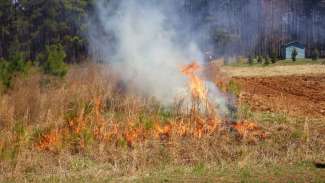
[233,74,325,118]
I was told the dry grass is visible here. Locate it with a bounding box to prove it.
[222,64,325,77]
[0,63,324,182]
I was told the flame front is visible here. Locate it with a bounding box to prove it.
[181,62,208,102]
[35,63,267,152]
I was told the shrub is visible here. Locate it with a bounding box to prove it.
[248,56,253,65]
[291,48,298,62]
[8,52,30,74]
[264,56,270,66]
[311,48,320,61]
[0,53,30,88]
[38,44,68,78]
[271,52,277,64]
[0,59,11,88]
[257,55,263,64]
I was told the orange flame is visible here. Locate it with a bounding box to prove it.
[181,62,208,101]
[233,121,267,139]
[155,123,172,140]
[124,127,144,146]
[36,129,60,152]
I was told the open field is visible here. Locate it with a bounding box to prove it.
[221,62,325,119]
[222,64,325,77]
[0,64,324,182]
[234,74,325,119]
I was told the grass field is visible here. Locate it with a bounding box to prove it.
[0,63,324,182]
[222,64,325,77]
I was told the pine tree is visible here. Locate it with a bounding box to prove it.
[41,44,68,78]
[291,48,298,62]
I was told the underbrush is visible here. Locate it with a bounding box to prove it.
[0,64,324,182]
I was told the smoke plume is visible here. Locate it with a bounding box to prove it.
[88,0,203,104]
[87,0,234,117]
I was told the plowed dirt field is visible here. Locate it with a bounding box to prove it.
[233,74,325,118]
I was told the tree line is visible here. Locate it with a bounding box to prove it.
[185,0,325,58]
[0,0,325,64]
[0,0,93,63]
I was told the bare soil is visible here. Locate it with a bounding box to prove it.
[233,74,325,118]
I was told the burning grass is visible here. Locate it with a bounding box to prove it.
[0,63,324,182]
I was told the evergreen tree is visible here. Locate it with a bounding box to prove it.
[1,0,325,63]
[0,0,93,61]
[41,44,68,78]
[291,48,298,62]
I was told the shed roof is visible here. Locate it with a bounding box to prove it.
[284,41,305,49]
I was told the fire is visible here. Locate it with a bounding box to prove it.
[174,121,188,137]
[34,77,267,152]
[181,61,224,120]
[124,127,145,146]
[155,123,172,140]
[233,121,267,139]
[181,62,208,102]
[36,129,60,152]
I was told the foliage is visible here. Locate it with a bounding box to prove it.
[311,48,319,61]
[1,1,325,63]
[0,53,30,88]
[257,55,263,64]
[0,0,92,61]
[263,56,270,66]
[271,52,278,63]
[0,59,11,88]
[39,44,68,78]
[248,56,253,65]
[291,48,298,62]
[8,52,30,74]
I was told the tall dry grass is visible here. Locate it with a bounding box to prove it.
[0,63,324,182]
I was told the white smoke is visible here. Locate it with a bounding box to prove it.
[88,0,203,105]
[87,0,234,118]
